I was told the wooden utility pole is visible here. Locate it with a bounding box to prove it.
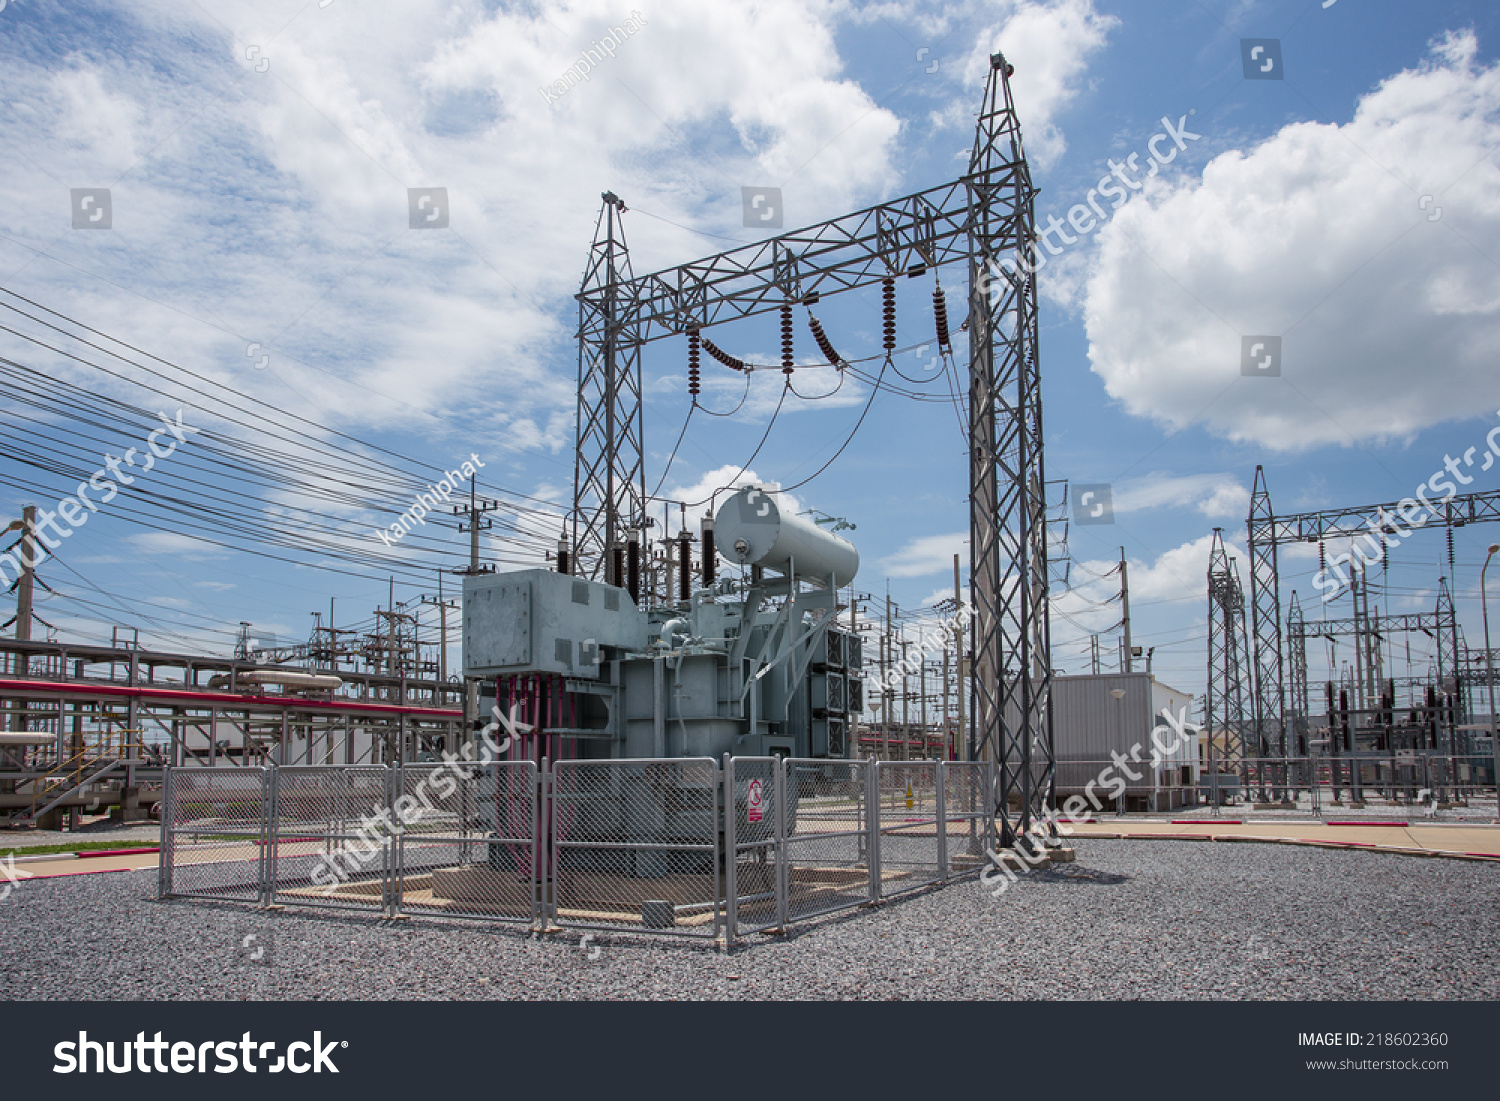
[1120,546,1133,673]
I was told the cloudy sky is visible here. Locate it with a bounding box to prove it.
[3,0,1500,707]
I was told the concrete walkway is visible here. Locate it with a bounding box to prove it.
[1066,818,1500,861]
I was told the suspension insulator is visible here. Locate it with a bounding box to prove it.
[781,302,794,375]
[807,313,843,368]
[933,282,951,350]
[1447,526,1455,568]
[701,336,747,372]
[687,329,701,397]
[882,277,896,352]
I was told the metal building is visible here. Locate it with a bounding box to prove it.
[1050,672,1198,812]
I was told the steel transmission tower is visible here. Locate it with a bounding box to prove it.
[1205,529,1250,802]
[572,191,646,582]
[1247,465,1288,798]
[567,56,1051,844]
[966,53,1053,846]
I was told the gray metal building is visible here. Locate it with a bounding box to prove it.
[1051,672,1198,812]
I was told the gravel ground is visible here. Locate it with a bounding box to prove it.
[2,839,1496,1001]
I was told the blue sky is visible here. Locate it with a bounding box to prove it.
[3,0,1500,706]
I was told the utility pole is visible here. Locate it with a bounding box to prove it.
[900,636,911,762]
[13,506,36,643]
[1120,546,1133,673]
[919,646,928,760]
[421,571,458,685]
[453,474,499,576]
[876,591,888,762]
[943,644,951,760]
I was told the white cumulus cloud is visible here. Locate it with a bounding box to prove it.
[1083,30,1500,450]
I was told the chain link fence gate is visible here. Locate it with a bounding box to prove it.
[268,765,392,913]
[550,758,721,939]
[943,761,996,878]
[394,761,540,924]
[725,756,781,937]
[158,766,271,903]
[874,760,943,899]
[780,758,874,925]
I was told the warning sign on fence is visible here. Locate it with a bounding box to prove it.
[747,778,764,823]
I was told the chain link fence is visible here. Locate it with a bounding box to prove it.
[269,765,392,913]
[551,758,720,939]
[160,755,998,943]
[395,761,540,924]
[158,767,270,903]
[781,758,873,924]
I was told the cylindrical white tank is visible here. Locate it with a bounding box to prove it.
[715,486,859,583]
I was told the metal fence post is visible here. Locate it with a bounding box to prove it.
[157,765,173,899]
[542,757,554,931]
[724,754,737,945]
[536,759,547,929]
[868,757,882,903]
[780,759,792,930]
[936,758,948,881]
[260,766,275,906]
[391,764,404,919]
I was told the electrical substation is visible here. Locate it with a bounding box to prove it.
[3,50,1498,946]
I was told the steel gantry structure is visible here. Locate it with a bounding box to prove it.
[568,54,1054,845]
[1245,470,1500,785]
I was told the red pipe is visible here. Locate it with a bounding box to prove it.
[0,676,459,720]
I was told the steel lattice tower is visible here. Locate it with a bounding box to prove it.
[1247,465,1287,797]
[1205,529,1250,797]
[1285,589,1310,789]
[1435,575,1463,750]
[966,53,1053,846]
[572,192,646,582]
